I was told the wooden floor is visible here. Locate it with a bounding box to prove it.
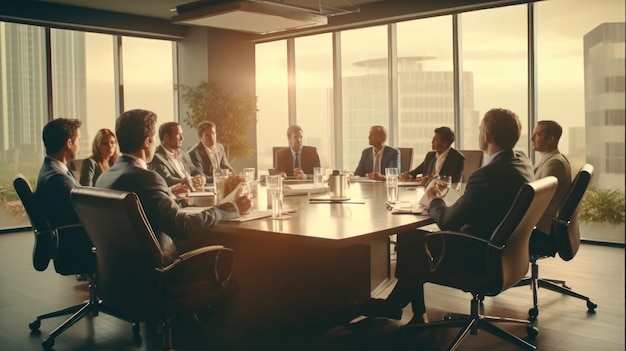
[0,230,623,351]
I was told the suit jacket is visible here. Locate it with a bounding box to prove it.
[534,150,572,234]
[79,157,103,187]
[187,142,234,183]
[36,157,95,273]
[274,146,321,176]
[354,146,401,177]
[408,148,465,183]
[95,155,239,254]
[428,149,534,240]
[148,145,205,186]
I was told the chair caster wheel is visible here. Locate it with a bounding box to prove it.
[587,300,597,311]
[528,307,538,319]
[42,337,55,350]
[29,319,41,331]
[132,323,141,335]
[526,325,539,339]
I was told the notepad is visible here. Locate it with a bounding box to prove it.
[283,183,329,196]
[390,201,426,214]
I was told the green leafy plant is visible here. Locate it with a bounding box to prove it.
[579,186,625,225]
[178,81,258,161]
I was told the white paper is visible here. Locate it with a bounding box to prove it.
[224,209,273,222]
[219,183,246,204]
[390,201,426,214]
[349,176,382,183]
[419,181,461,208]
[283,183,329,196]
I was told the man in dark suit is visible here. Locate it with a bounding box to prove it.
[149,121,206,189]
[274,125,321,180]
[96,109,252,256]
[35,118,94,272]
[187,121,234,184]
[354,125,401,180]
[400,126,465,184]
[360,108,533,324]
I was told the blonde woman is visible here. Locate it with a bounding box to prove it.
[80,128,118,186]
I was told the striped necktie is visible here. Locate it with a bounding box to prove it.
[294,152,301,169]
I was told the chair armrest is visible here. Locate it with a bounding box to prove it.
[422,231,498,272]
[159,245,235,289]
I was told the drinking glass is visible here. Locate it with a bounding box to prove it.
[243,167,256,196]
[437,175,452,197]
[313,167,324,185]
[386,176,399,203]
[213,170,225,197]
[385,167,399,179]
[266,175,283,217]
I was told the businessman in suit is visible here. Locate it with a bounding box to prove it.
[96,109,252,256]
[354,125,401,180]
[359,108,533,324]
[188,121,234,184]
[149,122,206,189]
[400,126,465,184]
[274,125,321,180]
[35,118,95,273]
[531,120,572,234]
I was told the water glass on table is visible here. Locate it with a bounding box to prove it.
[435,175,452,197]
[243,167,256,196]
[313,167,324,185]
[266,175,283,218]
[385,167,399,203]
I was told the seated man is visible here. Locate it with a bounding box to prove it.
[274,125,321,180]
[531,120,572,234]
[354,125,400,180]
[188,121,234,184]
[149,121,206,189]
[400,126,465,184]
[35,118,94,272]
[359,108,533,324]
[96,109,252,256]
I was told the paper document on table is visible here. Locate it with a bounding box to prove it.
[390,201,426,214]
[283,183,329,196]
[419,182,461,208]
[224,209,273,222]
[187,190,214,197]
[219,183,246,204]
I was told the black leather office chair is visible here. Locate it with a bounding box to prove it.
[71,186,238,350]
[399,147,414,173]
[402,177,558,351]
[13,174,133,351]
[515,164,597,320]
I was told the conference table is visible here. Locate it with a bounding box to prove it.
[191,180,433,330]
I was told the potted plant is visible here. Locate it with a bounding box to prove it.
[177,81,258,162]
[579,186,625,243]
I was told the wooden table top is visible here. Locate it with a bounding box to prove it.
[211,181,433,248]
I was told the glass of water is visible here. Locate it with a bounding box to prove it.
[386,176,399,203]
[266,175,283,217]
[313,167,324,185]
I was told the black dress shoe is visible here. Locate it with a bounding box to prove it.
[32,231,55,271]
[357,298,403,320]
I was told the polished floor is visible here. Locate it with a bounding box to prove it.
[0,230,623,351]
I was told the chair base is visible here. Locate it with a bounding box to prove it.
[29,278,140,351]
[515,258,597,320]
[402,295,537,351]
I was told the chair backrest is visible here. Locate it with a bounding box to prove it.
[398,147,413,173]
[272,146,286,169]
[70,187,166,319]
[554,163,593,261]
[458,150,484,189]
[491,176,558,292]
[13,175,55,271]
[69,158,84,179]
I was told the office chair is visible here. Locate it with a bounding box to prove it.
[398,147,414,173]
[13,174,135,351]
[515,164,597,320]
[457,150,483,192]
[402,177,558,351]
[71,187,238,350]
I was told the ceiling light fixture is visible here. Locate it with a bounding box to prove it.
[171,1,329,35]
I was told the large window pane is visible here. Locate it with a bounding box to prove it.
[397,16,456,170]
[256,40,288,174]
[537,0,625,243]
[52,29,116,159]
[461,5,528,151]
[341,26,389,171]
[0,22,47,228]
[122,37,175,123]
[295,33,334,169]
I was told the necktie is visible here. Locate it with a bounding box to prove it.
[295,152,301,169]
[374,152,381,174]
